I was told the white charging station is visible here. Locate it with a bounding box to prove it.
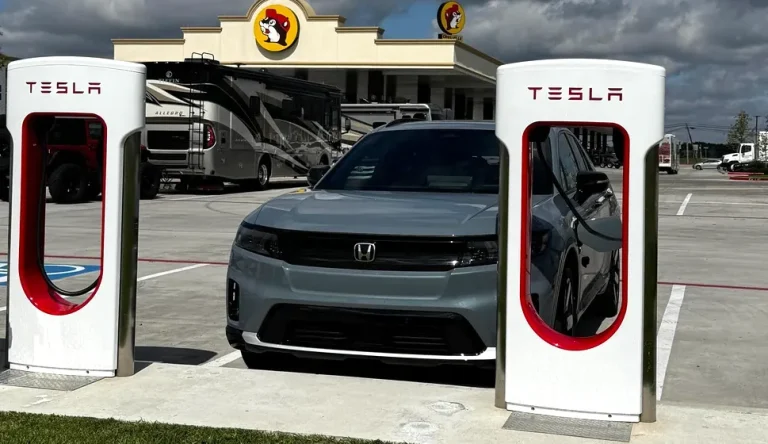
[4,57,146,377]
[494,59,665,422]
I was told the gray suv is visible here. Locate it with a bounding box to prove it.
[226,120,620,368]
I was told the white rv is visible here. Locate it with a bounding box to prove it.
[142,56,344,191]
[340,103,453,151]
[658,133,679,174]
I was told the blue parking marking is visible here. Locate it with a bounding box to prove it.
[0,262,100,286]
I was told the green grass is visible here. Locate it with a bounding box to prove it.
[0,412,401,444]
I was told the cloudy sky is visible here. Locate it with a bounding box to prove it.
[1,0,766,142]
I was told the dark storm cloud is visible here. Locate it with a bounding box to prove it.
[1,0,766,141]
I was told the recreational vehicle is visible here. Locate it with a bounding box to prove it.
[340,103,453,151]
[143,55,344,190]
[658,133,679,174]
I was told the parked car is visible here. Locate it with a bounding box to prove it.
[693,158,721,170]
[225,120,621,368]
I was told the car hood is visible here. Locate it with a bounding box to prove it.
[247,190,550,237]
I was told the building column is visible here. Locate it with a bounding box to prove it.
[602,134,608,153]
[589,131,596,153]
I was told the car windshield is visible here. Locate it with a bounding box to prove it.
[315,128,551,194]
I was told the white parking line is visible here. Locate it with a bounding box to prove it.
[200,350,242,367]
[676,193,692,215]
[136,263,208,281]
[657,284,686,400]
[0,264,209,312]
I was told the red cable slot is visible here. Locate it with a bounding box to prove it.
[18,112,106,316]
[519,121,630,351]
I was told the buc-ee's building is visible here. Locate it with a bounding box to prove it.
[112,0,499,120]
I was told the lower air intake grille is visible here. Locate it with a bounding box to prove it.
[258,304,486,356]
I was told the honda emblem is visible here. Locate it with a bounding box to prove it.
[353,243,376,262]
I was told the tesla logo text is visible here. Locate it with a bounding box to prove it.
[528,87,623,101]
[26,81,102,94]
[353,242,376,263]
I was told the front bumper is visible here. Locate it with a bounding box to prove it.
[226,245,555,362]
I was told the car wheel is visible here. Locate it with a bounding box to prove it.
[554,265,578,336]
[695,165,702,170]
[48,162,89,204]
[594,251,620,318]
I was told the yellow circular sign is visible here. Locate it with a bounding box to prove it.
[437,2,465,35]
[254,5,300,52]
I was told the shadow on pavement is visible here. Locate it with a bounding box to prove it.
[135,346,217,366]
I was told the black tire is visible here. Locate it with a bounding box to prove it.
[252,157,271,191]
[694,165,702,170]
[554,264,578,336]
[594,251,620,318]
[48,163,89,204]
[139,163,161,200]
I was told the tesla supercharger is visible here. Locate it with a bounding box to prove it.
[4,57,145,377]
[495,59,664,422]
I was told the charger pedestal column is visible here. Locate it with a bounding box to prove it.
[3,57,146,379]
[494,59,664,423]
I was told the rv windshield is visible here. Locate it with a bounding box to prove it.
[315,128,550,194]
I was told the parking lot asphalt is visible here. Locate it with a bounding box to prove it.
[1,167,767,413]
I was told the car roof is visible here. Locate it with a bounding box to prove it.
[372,120,575,137]
[374,120,495,132]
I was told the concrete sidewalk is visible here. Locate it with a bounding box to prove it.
[1,363,766,443]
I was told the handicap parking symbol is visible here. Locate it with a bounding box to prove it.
[0,262,101,286]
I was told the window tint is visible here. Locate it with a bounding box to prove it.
[566,133,593,171]
[557,133,579,191]
[48,119,86,145]
[317,129,552,195]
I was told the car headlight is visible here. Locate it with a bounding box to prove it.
[458,239,498,267]
[234,224,282,258]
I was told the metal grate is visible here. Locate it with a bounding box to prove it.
[502,411,633,442]
[0,369,103,391]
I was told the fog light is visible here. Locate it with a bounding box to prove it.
[227,279,240,321]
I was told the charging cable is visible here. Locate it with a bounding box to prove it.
[534,142,621,242]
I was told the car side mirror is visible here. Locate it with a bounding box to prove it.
[307,165,331,187]
[343,117,352,133]
[576,171,610,195]
[575,216,622,252]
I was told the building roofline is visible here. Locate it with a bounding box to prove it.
[218,0,345,24]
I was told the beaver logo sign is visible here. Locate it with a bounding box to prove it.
[254,5,300,52]
[437,2,465,37]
